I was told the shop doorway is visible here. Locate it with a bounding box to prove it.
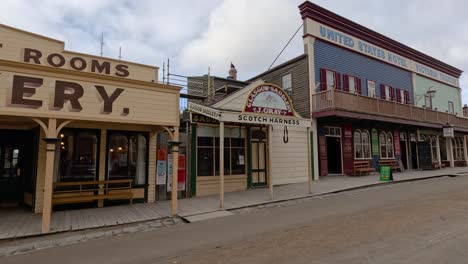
[410,141,419,169]
[251,129,267,187]
[326,137,342,174]
[0,129,37,208]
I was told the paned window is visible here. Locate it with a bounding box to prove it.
[379,131,394,159]
[282,73,292,98]
[354,130,371,159]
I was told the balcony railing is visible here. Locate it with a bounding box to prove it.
[312,89,468,128]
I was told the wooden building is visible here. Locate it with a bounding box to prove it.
[185,80,313,201]
[0,24,181,233]
[247,1,468,179]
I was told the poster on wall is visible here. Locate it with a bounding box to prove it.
[166,154,173,192]
[167,154,186,192]
[178,154,186,191]
[371,129,379,156]
[156,149,167,185]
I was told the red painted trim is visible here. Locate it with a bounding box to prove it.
[299,2,462,77]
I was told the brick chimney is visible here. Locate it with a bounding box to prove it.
[228,62,237,80]
[463,104,468,117]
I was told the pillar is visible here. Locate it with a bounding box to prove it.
[436,136,442,167]
[219,121,224,208]
[42,118,57,233]
[98,129,107,208]
[447,138,455,168]
[171,128,179,216]
[307,127,312,194]
[268,125,274,200]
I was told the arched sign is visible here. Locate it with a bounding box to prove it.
[244,84,295,117]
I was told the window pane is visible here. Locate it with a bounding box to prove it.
[231,148,246,174]
[197,137,213,147]
[108,132,147,185]
[231,138,245,148]
[58,130,98,182]
[349,77,355,93]
[197,148,213,176]
[326,71,335,89]
[379,133,386,158]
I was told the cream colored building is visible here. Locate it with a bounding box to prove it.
[186,81,313,203]
[0,24,181,233]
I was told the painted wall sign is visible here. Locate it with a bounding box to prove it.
[191,113,218,124]
[9,74,127,114]
[306,21,460,87]
[371,128,379,156]
[244,84,294,116]
[187,102,221,120]
[23,48,130,77]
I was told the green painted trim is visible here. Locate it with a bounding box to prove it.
[247,127,252,188]
[310,131,315,181]
[190,124,197,197]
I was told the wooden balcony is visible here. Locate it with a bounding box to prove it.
[312,90,468,131]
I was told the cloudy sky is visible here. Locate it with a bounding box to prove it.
[2,0,468,102]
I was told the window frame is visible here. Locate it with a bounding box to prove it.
[105,130,149,187]
[425,95,433,109]
[196,125,246,177]
[367,80,376,98]
[281,73,293,98]
[354,129,372,159]
[448,101,455,114]
[325,69,337,90]
[379,131,394,159]
[384,85,392,101]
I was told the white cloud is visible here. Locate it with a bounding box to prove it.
[1,0,468,103]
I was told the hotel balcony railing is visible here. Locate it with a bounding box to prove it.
[312,89,468,128]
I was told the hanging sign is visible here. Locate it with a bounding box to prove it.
[371,128,379,155]
[244,84,294,116]
[156,149,167,185]
[443,126,454,138]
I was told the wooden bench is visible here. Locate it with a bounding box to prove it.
[53,179,133,206]
[353,161,375,176]
[379,159,400,172]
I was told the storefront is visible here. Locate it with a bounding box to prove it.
[0,24,181,233]
[186,81,312,205]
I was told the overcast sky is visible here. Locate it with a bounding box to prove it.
[2,0,467,103]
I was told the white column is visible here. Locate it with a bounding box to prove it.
[436,136,442,167]
[219,122,224,208]
[268,125,274,200]
[42,118,57,233]
[464,136,468,165]
[171,128,179,216]
[447,138,455,168]
[307,127,312,194]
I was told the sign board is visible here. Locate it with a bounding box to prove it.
[443,126,454,138]
[166,154,173,192]
[187,102,221,120]
[371,128,379,156]
[379,166,393,181]
[306,21,459,87]
[244,84,295,116]
[222,112,311,127]
[156,149,166,185]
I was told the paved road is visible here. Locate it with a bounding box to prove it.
[3,176,468,264]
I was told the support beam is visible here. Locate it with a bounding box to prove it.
[268,125,274,200]
[41,118,57,234]
[219,121,224,208]
[171,128,180,216]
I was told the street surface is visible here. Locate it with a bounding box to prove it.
[2,176,468,264]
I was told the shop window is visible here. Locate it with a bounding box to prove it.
[367,80,376,98]
[448,101,455,114]
[423,135,439,163]
[354,130,371,159]
[440,137,447,161]
[379,131,394,159]
[282,73,292,98]
[452,137,465,161]
[107,131,148,185]
[196,126,246,177]
[324,127,341,137]
[57,129,99,182]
